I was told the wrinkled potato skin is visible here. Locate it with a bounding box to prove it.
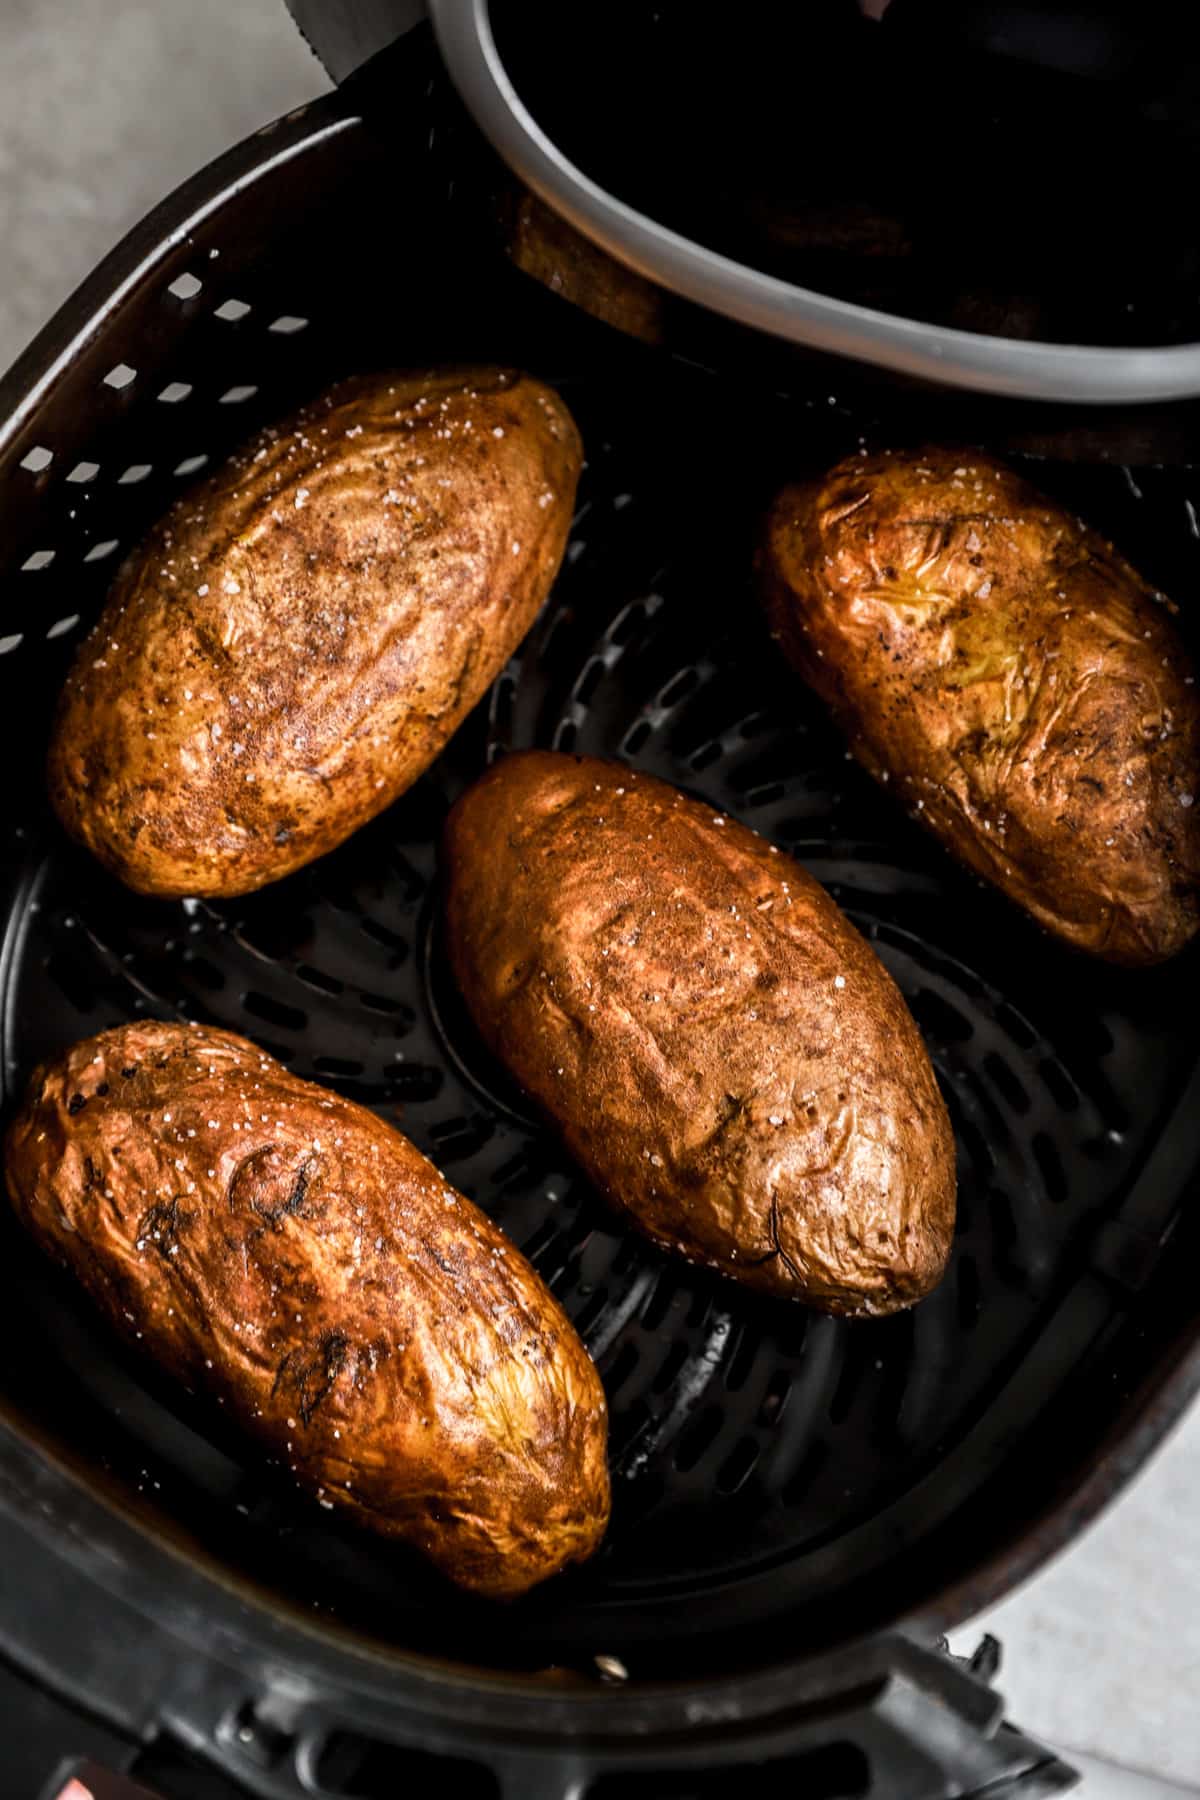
[759,448,1200,965]
[48,368,582,898]
[3,1023,609,1597]
[443,753,955,1316]
[503,188,666,345]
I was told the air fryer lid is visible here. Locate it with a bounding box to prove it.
[480,0,1200,346]
[422,0,1200,402]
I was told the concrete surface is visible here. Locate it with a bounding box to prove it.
[952,1399,1200,1788]
[0,0,324,372]
[1,0,1198,1790]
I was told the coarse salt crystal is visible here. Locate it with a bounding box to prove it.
[834,975,846,989]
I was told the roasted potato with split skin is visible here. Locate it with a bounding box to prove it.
[48,367,582,899]
[442,752,956,1317]
[758,447,1200,966]
[3,1022,610,1597]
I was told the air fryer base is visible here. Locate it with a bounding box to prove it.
[0,26,1196,1797]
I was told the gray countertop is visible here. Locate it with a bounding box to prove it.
[1,0,1196,1788]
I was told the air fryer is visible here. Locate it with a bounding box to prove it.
[0,6,1197,1797]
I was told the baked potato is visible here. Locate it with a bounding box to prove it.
[502,185,666,346]
[3,1021,609,1597]
[758,447,1200,965]
[442,752,956,1316]
[48,367,582,899]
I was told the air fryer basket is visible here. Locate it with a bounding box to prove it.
[0,27,1197,1798]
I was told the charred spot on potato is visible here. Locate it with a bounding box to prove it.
[137,1195,193,1254]
[67,1093,86,1114]
[273,1329,350,1425]
[230,1146,322,1228]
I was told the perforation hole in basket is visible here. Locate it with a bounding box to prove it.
[65,460,100,484]
[174,454,208,477]
[103,364,137,392]
[658,666,701,710]
[758,1371,792,1426]
[268,314,309,335]
[158,382,192,405]
[384,1063,443,1103]
[572,658,607,709]
[650,1341,690,1397]
[312,1054,364,1080]
[829,1332,877,1427]
[983,1050,1032,1116]
[19,446,53,475]
[167,273,203,301]
[82,540,119,564]
[639,1270,685,1333]
[1039,1057,1080,1113]
[20,550,55,573]
[219,385,259,406]
[724,1323,761,1394]
[46,616,80,641]
[214,299,252,323]
[715,1437,761,1496]
[118,464,153,486]
[673,1407,723,1474]
[242,991,307,1034]
[906,986,975,1046]
[603,1341,641,1398]
[1032,1132,1069,1205]
[427,1115,492,1163]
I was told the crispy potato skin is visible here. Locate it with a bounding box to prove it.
[48,368,582,898]
[503,188,666,345]
[759,448,1200,965]
[442,752,955,1316]
[3,1023,609,1596]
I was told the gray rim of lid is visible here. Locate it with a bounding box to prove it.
[430,0,1200,404]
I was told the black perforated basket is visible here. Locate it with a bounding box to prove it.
[0,27,1195,1800]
